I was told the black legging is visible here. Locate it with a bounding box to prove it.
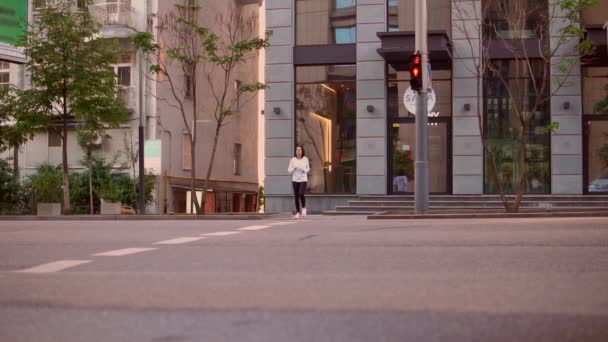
[292,181,306,213]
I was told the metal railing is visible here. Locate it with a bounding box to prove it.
[92,1,134,28]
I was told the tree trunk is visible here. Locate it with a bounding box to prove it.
[201,122,222,215]
[61,124,71,215]
[485,148,512,212]
[190,138,202,214]
[12,145,19,177]
[512,128,528,212]
[88,153,93,215]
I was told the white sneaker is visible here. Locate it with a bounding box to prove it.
[301,208,307,217]
[293,213,300,219]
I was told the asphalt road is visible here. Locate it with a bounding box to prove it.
[0,216,607,342]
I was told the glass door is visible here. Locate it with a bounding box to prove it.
[584,116,608,193]
[388,117,452,194]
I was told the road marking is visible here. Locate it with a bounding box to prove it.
[269,222,297,226]
[93,248,157,257]
[16,260,91,273]
[155,237,206,245]
[237,225,271,231]
[202,231,241,236]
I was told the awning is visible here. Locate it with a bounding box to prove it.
[376,30,452,71]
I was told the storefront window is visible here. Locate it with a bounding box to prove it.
[586,120,608,193]
[295,65,356,193]
[387,65,452,118]
[484,59,551,193]
[296,0,356,45]
[387,0,450,33]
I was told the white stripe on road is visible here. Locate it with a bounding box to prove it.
[93,248,157,256]
[155,237,206,245]
[17,260,92,273]
[237,225,271,231]
[269,221,298,226]
[201,231,241,236]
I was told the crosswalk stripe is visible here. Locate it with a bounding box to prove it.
[201,231,241,236]
[269,221,298,226]
[237,225,271,231]
[154,237,206,245]
[93,248,157,256]
[16,260,91,273]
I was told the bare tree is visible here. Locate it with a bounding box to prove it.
[452,0,597,212]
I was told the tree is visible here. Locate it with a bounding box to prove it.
[134,2,269,214]
[452,0,597,212]
[120,131,140,212]
[17,0,128,214]
[76,123,108,214]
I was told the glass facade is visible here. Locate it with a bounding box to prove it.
[484,59,551,194]
[387,0,450,33]
[296,0,356,45]
[295,65,356,194]
[583,67,608,115]
[583,67,608,193]
[483,0,548,39]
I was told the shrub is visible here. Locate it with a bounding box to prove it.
[30,163,62,203]
[0,159,22,214]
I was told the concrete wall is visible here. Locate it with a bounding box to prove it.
[264,0,295,212]
[451,0,484,194]
[356,0,387,195]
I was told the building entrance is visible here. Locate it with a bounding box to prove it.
[388,117,452,194]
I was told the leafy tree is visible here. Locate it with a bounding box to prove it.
[0,159,22,214]
[17,0,128,214]
[134,2,269,214]
[595,84,608,114]
[76,125,109,214]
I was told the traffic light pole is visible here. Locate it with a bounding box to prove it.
[415,0,429,213]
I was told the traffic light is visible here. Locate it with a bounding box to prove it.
[409,52,422,92]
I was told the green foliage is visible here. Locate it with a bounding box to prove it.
[393,149,414,181]
[556,0,598,56]
[30,163,62,203]
[0,159,22,214]
[114,173,156,209]
[545,121,560,134]
[97,181,123,203]
[258,186,265,210]
[599,133,608,169]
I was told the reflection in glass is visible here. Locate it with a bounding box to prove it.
[484,59,551,194]
[296,65,356,194]
[587,121,608,192]
[483,0,548,39]
[387,0,450,33]
[583,67,608,115]
[296,0,356,45]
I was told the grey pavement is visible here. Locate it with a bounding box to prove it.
[0,216,607,341]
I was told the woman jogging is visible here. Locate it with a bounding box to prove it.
[287,145,310,218]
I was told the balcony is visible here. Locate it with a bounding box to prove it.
[92,1,137,38]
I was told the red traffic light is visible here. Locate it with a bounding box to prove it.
[409,52,423,91]
[412,66,420,77]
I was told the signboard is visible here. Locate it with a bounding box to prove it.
[0,0,27,63]
[0,1,27,45]
[403,86,437,115]
[144,139,162,175]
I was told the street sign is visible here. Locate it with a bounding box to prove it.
[403,86,436,115]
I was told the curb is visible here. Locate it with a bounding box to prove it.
[367,211,608,220]
[0,213,290,221]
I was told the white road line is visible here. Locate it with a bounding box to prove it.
[155,237,206,245]
[237,225,271,231]
[16,260,92,273]
[269,221,298,226]
[201,231,241,237]
[93,248,157,257]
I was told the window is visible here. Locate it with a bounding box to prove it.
[583,67,608,115]
[77,0,86,9]
[295,65,356,194]
[117,66,131,87]
[484,59,551,194]
[234,80,242,112]
[233,143,242,176]
[183,132,192,170]
[0,61,9,91]
[296,0,356,45]
[388,0,450,33]
[48,130,61,147]
[484,0,548,40]
[184,62,193,98]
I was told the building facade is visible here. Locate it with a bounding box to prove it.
[263,0,608,213]
[1,0,263,214]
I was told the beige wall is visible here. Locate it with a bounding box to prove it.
[156,0,260,189]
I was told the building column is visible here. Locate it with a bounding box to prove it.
[356,0,387,195]
[550,3,583,194]
[451,0,484,194]
[264,0,295,212]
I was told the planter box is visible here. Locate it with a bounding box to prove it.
[37,203,61,216]
[101,202,122,215]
